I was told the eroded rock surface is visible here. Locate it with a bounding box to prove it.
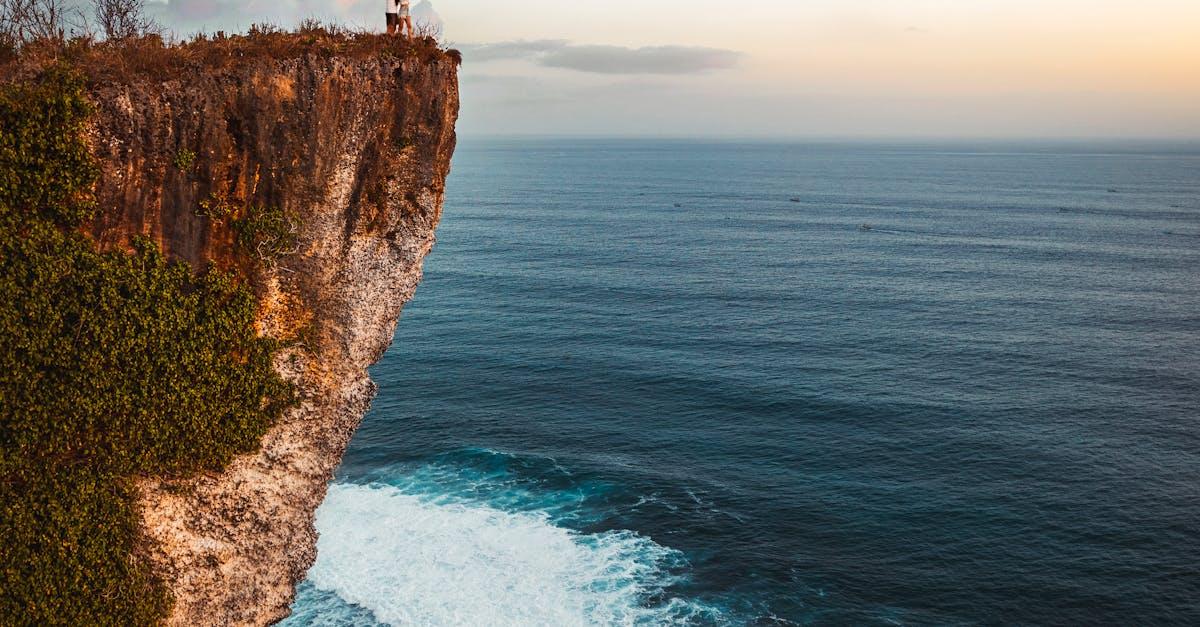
[85,53,458,625]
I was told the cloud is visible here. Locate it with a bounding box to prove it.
[459,40,741,75]
[458,40,570,62]
[411,0,443,31]
[540,45,741,75]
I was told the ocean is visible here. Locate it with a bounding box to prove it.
[283,139,1200,625]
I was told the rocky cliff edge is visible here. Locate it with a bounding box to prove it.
[74,36,457,624]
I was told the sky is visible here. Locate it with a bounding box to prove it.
[146,0,1200,139]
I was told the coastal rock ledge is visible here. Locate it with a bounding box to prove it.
[85,50,458,624]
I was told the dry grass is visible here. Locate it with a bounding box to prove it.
[1,21,461,85]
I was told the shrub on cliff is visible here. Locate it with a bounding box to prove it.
[197,194,300,265]
[1,20,458,86]
[91,0,160,42]
[0,67,292,625]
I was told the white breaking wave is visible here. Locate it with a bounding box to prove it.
[303,482,715,626]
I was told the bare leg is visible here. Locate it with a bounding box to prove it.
[387,18,396,36]
[404,16,413,38]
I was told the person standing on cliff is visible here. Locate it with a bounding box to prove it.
[386,0,400,35]
[387,0,413,37]
[399,0,413,38]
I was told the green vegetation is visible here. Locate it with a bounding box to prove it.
[0,67,97,227]
[0,68,292,625]
[232,204,300,263]
[172,148,196,171]
[197,194,299,264]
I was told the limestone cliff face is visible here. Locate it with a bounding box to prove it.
[84,52,458,624]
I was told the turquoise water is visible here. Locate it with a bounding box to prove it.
[286,140,1200,625]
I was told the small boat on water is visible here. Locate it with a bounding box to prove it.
[859,223,873,231]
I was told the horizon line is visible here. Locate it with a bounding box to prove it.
[455,133,1200,145]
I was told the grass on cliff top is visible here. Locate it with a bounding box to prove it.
[2,21,462,85]
[0,66,293,625]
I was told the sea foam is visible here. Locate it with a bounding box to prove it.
[293,481,714,626]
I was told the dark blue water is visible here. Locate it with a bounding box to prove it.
[287,140,1200,626]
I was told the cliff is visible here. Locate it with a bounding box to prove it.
[70,37,457,624]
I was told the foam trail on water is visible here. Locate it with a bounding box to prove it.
[296,482,715,626]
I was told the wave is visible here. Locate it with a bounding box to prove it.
[285,452,722,626]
